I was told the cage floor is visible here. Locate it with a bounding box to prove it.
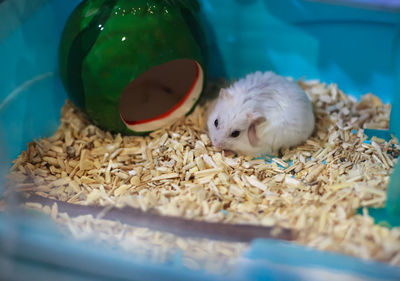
[3,78,400,273]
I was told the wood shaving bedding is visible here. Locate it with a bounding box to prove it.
[21,201,246,275]
[4,79,400,272]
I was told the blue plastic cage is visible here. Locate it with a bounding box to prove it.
[1,0,400,280]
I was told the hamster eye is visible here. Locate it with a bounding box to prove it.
[230,130,240,138]
[214,119,218,127]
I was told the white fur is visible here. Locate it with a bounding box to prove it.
[207,71,315,156]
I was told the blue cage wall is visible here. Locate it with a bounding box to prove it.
[1,0,400,280]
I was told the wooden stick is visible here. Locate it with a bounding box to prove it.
[16,193,296,242]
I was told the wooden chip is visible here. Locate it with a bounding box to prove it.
[327,182,354,191]
[305,164,325,183]
[43,157,58,166]
[50,177,70,187]
[194,168,221,178]
[114,184,131,197]
[151,173,179,181]
[246,175,266,191]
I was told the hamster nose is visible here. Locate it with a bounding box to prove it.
[213,139,222,149]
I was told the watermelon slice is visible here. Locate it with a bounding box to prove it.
[58,0,206,135]
[120,59,203,133]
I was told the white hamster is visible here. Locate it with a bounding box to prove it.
[207,71,315,156]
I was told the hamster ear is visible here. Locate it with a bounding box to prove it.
[246,113,266,124]
[247,113,266,147]
[219,89,231,100]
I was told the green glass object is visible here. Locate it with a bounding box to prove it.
[59,0,206,134]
